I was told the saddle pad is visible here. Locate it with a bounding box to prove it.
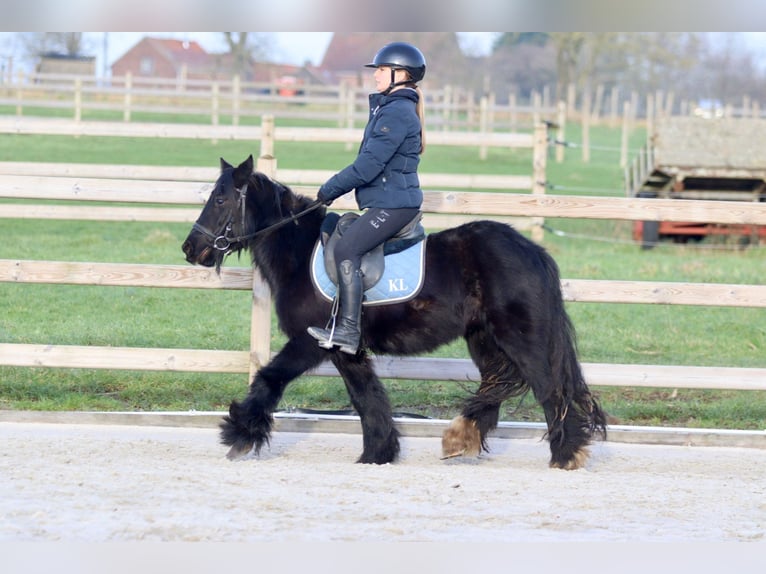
[310,238,427,306]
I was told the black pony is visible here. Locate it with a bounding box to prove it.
[182,156,607,469]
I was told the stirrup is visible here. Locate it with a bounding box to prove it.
[308,296,340,348]
[307,324,360,354]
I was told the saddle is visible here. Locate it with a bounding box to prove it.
[320,211,425,290]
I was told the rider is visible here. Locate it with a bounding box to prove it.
[307,41,426,354]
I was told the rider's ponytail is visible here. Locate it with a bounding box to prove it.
[415,85,426,154]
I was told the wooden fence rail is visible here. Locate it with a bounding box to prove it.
[2,168,766,392]
[1,115,765,395]
[4,72,764,172]
[4,177,766,227]
[0,73,554,133]
[1,257,765,391]
[2,346,765,392]
[0,115,537,163]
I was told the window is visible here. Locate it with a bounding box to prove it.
[139,57,154,75]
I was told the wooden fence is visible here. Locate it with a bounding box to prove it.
[3,72,762,127]
[0,72,550,133]
[5,72,766,170]
[0,71,642,171]
[1,121,766,395]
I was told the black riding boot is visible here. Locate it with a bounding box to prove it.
[307,259,363,354]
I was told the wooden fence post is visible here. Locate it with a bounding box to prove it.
[581,87,591,163]
[15,71,24,116]
[260,114,275,158]
[442,85,452,131]
[509,91,517,132]
[592,83,604,124]
[467,94,476,128]
[646,93,654,145]
[479,96,488,160]
[177,64,187,92]
[211,82,219,125]
[655,90,664,120]
[531,122,548,242]
[532,90,541,128]
[630,90,639,124]
[123,72,132,123]
[567,83,576,119]
[345,84,355,152]
[620,100,631,168]
[211,82,219,144]
[249,153,278,377]
[609,86,619,128]
[232,75,241,126]
[74,77,82,122]
[337,81,348,128]
[555,100,566,163]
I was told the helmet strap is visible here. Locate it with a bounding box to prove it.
[383,68,413,95]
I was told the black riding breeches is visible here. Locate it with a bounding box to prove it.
[332,207,421,271]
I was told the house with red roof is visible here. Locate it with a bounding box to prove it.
[111,37,215,81]
[111,36,320,88]
[110,33,476,91]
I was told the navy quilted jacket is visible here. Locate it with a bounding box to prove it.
[318,88,423,209]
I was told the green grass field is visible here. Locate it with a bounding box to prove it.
[1,120,764,429]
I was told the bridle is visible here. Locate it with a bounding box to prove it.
[191,181,323,254]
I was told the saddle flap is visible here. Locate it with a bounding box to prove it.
[320,212,341,246]
[322,213,384,289]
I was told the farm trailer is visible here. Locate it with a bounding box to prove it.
[626,116,766,248]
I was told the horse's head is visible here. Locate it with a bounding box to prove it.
[182,155,255,270]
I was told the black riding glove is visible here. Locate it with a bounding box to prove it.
[317,187,334,206]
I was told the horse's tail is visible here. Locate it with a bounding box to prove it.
[544,254,608,443]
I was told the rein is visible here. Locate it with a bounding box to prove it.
[192,183,323,253]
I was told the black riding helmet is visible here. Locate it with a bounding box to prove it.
[365,42,426,93]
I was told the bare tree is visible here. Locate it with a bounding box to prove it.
[222,32,274,80]
[696,34,765,107]
[19,32,87,57]
[488,40,556,99]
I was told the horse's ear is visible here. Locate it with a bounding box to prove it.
[231,155,254,189]
[220,158,233,171]
[240,155,254,173]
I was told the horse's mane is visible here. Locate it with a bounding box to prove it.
[250,171,317,220]
[240,171,325,285]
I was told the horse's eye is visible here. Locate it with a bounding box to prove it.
[215,193,226,206]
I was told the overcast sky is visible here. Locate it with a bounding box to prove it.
[0,32,499,77]
[2,32,764,77]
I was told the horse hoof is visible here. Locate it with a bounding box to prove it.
[440,449,466,460]
[441,415,481,459]
[550,447,590,470]
[225,442,254,461]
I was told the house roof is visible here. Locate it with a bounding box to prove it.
[112,34,473,87]
[145,38,211,72]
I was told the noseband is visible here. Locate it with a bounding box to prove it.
[191,183,251,253]
[192,182,323,254]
